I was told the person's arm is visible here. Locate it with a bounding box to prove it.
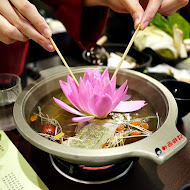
[41,0,109,49]
[0,0,188,50]
[83,0,189,29]
[0,41,29,76]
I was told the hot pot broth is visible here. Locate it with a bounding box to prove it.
[29,87,158,148]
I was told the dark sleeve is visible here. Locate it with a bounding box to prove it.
[41,0,109,49]
[0,42,29,76]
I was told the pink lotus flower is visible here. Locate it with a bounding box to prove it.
[53,68,146,122]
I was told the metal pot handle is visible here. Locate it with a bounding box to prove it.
[130,121,187,164]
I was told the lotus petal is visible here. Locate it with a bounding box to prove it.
[101,68,110,85]
[113,100,147,112]
[53,97,84,116]
[78,79,93,113]
[111,75,116,93]
[88,94,101,115]
[54,68,147,122]
[59,81,81,110]
[59,80,71,96]
[93,79,103,96]
[67,94,81,111]
[112,86,128,110]
[82,67,91,83]
[102,68,109,79]
[122,94,131,101]
[72,116,94,122]
[93,94,113,117]
[93,68,102,79]
[113,80,128,99]
[102,83,113,97]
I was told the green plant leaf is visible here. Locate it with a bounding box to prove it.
[151,13,190,39]
[151,13,173,36]
[168,13,190,39]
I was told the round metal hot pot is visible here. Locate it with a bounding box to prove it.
[13,66,187,166]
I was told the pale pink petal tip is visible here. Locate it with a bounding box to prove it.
[72,116,94,122]
[113,101,147,112]
[122,94,131,101]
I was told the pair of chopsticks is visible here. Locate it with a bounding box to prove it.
[50,24,141,86]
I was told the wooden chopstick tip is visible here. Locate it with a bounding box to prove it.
[49,37,79,86]
[136,23,142,30]
[110,23,142,81]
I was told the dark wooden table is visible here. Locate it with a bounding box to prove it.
[5,113,190,190]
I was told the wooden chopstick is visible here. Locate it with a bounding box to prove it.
[49,37,79,86]
[96,35,108,46]
[111,24,141,81]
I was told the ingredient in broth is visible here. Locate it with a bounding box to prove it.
[66,122,117,149]
[35,106,64,143]
[30,114,38,122]
[30,68,159,149]
[32,106,159,149]
[64,112,158,148]
[41,123,56,135]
